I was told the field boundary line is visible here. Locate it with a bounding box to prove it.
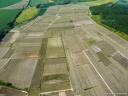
[44,8,61,33]
[97,30,127,51]
[83,50,115,96]
[0,57,11,70]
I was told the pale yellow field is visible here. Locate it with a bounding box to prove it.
[16,7,39,23]
[48,0,54,3]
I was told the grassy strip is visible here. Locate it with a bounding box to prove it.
[91,15,128,41]
[15,7,39,23]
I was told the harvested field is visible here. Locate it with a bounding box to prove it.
[3,49,15,58]
[44,30,53,38]
[46,37,65,59]
[12,52,39,58]
[21,38,42,43]
[107,33,128,49]
[15,32,28,42]
[28,24,47,32]
[38,15,57,23]
[2,32,20,43]
[64,34,86,53]
[0,86,27,96]
[26,32,43,37]
[0,59,8,69]
[95,41,116,56]
[2,32,15,43]
[45,9,59,15]
[40,90,74,96]
[52,30,61,37]
[72,52,89,66]
[0,58,38,88]
[15,46,40,53]
[55,17,71,23]
[41,74,71,92]
[18,43,41,47]
[0,47,10,59]
[49,22,75,29]
[43,58,68,76]
[64,29,75,36]
[74,27,85,34]
[72,16,91,21]
[74,20,94,27]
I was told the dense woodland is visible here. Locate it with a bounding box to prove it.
[89,3,128,35]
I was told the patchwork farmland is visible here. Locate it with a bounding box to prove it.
[0,0,128,96]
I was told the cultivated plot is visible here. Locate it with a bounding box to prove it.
[64,34,86,53]
[49,22,75,30]
[0,58,38,88]
[43,58,68,76]
[46,37,65,59]
[0,47,10,59]
[41,74,71,92]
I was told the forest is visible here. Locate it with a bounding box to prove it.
[89,3,128,35]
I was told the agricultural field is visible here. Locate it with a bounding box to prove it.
[0,58,38,88]
[53,0,66,4]
[30,0,48,6]
[0,0,21,8]
[37,3,56,16]
[0,2,128,96]
[46,37,65,59]
[0,10,21,29]
[16,7,39,23]
[48,0,54,2]
[86,0,117,5]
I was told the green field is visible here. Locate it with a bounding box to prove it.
[0,0,21,8]
[0,9,21,41]
[16,7,39,23]
[0,10,21,29]
[38,3,56,16]
[30,0,48,6]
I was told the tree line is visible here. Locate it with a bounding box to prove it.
[89,3,128,35]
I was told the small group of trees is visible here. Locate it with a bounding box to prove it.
[90,3,128,35]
